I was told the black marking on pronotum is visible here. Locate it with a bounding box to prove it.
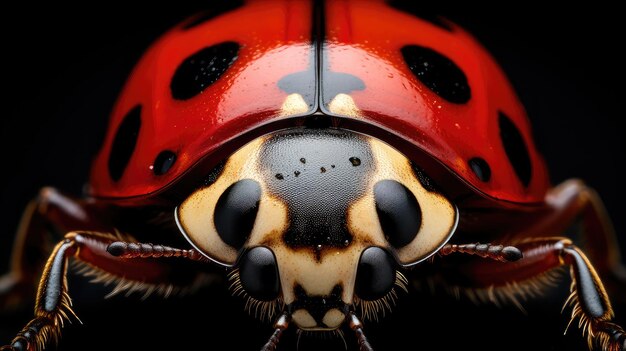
[468,157,491,182]
[259,129,374,253]
[277,0,365,115]
[108,105,142,182]
[181,0,244,30]
[214,179,261,249]
[239,247,280,301]
[374,180,422,248]
[292,285,344,326]
[499,112,532,187]
[355,247,396,301]
[401,45,470,104]
[153,150,177,176]
[202,160,226,187]
[387,0,452,31]
[410,162,439,192]
[171,42,240,100]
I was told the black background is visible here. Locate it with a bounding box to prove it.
[0,1,624,350]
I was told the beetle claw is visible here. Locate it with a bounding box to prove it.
[598,322,626,351]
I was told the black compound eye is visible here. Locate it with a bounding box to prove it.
[239,247,280,301]
[214,179,261,249]
[374,180,422,248]
[170,41,240,100]
[401,45,470,104]
[108,105,142,182]
[355,247,396,301]
[499,112,532,187]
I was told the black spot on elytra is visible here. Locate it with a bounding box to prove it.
[320,70,365,108]
[469,157,491,182]
[153,150,176,176]
[214,179,261,249]
[182,1,244,30]
[108,105,141,182]
[499,112,532,187]
[277,49,366,114]
[277,68,316,111]
[171,42,239,100]
[374,180,422,248]
[387,0,452,31]
[401,45,470,104]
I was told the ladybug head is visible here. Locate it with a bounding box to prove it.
[175,127,458,330]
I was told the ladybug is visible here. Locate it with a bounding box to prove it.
[1,1,625,350]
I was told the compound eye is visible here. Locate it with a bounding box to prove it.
[176,178,261,266]
[355,247,396,301]
[239,247,280,301]
[214,179,262,249]
[374,180,421,248]
[371,175,457,266]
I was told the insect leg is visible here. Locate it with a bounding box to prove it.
[535,180,626,288]
[1,231,211,351]
[1,187,107,310]
[442,237,625,351]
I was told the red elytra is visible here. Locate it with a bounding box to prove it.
[89,0,549,206]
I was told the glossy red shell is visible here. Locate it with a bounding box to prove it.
[89,0,550,205]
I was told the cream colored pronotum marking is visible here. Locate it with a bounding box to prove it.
[328,91,458,262]
[327,93,362,118]
[176,137,289,266]
[347,138,458,266]
[280,93,310,117]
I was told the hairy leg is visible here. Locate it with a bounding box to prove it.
[1,232,211,351]
[439,238,625,351]
[534,180,626,285]
[0,187,108,309]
